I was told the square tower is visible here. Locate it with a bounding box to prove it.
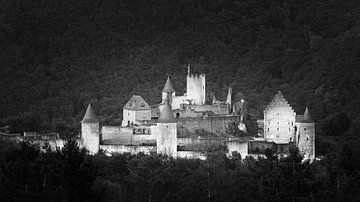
[186,74,206,105]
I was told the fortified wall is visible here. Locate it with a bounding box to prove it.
[177,115,241,136]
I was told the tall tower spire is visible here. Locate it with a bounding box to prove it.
[81,103,99,123]
[81,103,100,154]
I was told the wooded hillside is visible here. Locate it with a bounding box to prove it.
[1,0,359,150]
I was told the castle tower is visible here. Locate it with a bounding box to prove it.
[156,99,177,157]
[264,91,296,143]
[186,68,206,105]
[81,103,100,154]
[162,77,175,104]
[296,107,315,161]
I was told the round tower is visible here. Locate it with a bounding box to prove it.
[156,99,177,157]
[296,107,315,161]
[81,103,100,154]
[162,76,175,104]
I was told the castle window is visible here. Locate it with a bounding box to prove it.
[306,136,309,141]
[267,128,269,131]
[277,122,279,124]
[289,128,290,131]
[292,122,293,126]
[277,128,279,131]
[268,122,270,124]
[304,128,307,131]
[277,113,280,116]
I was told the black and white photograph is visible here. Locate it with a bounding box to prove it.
[0,0,359,201]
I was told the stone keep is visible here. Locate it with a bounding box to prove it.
[296,107,315,161]
[156,100,177,157]
[264,91,296,143]
[186,74,206,105]
[81,103,100,154]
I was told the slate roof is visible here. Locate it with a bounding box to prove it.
[158,100,176,123]
[162,77,175,93]
[299,107,314,123]
[124,95,151,111]
[81,103,99,123]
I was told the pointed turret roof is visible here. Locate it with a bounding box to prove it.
[300,107,314,123]
[81,103,99,123]
[162,77,175,93]
[158,99,176,123]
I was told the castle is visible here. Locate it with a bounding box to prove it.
[78,68,315,161]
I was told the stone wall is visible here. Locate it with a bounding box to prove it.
[177,151,206,160]
[226,141,248,158]
[178,103,230,118]
[101,125,157,145]
[100,145,156,155]
[177,115,241,136]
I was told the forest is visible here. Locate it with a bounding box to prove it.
[1,139,360,201]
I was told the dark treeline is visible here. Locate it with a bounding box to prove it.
[1,138,360,201]
[1,0,360,154]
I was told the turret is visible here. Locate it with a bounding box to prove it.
[162,77,175,104]
[81,103,100,154]
[156,99,177,157]
[296,107,315,161]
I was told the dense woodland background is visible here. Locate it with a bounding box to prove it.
[1,0,360,154]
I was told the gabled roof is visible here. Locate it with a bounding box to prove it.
[124,95,151,111]
[162,77,175,93]
[300,107,314,123]
[264,90,295,113]
[81,103,99,123]
[158,99,176,123]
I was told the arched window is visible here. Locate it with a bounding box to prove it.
[277,128,279,131]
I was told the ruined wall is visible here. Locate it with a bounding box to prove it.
[178,103,230,118]
[100,145,156,155]
[34,139,65,151]
[177,115,241,135]
[186,74,206,105]
[226,141,248,158]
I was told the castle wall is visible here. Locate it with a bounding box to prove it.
[101,126,121,140]
[177,151,206,160]
[172,95,187,110]
[186,74,205,105]
[101,125,157,145]
[226,141,248,158]
[177,116,241,135]
[100,145,156,155]
[178,104,230,118]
